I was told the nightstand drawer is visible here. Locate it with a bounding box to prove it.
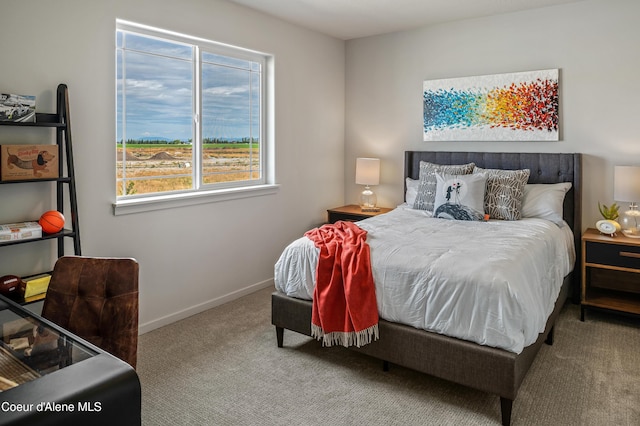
[329,212,366,223]
[585,240,640,270]
[326,205,393,224]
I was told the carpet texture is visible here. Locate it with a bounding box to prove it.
[138,286,639,425]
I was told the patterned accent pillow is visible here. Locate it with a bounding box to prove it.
[433,172,487,221]
[474,167,530,220]
[413,161,475,212]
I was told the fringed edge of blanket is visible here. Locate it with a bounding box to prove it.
[311,323,379,348]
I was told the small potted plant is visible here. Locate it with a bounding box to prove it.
[596,202,621,236]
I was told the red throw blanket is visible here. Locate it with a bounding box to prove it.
[305,221,378,348]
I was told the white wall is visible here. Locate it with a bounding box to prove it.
[0,0,345,332]
[345,0,640,228]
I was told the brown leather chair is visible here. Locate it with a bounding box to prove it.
[42,256,139,368]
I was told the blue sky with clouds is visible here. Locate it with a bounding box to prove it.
[116,31,260,142]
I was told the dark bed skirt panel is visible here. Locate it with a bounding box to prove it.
[272,272,570,405]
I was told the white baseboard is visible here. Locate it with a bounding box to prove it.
[138,278,274,334]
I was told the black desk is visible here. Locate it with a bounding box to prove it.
[0,295,141,425]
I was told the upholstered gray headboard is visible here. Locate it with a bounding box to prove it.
[405,151,582,298]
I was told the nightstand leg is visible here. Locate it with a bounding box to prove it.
[580,305,585,322]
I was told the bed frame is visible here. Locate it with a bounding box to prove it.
[272,151,582,425]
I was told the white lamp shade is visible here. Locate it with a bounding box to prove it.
[614,166,640,202]
[355,158,380,186]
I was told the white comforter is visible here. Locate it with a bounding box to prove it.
[274,205,575,353]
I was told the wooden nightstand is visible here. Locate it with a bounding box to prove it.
[581,228,640,321]
[327,204,393,224]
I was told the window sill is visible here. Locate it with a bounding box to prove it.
[112,184,280,216]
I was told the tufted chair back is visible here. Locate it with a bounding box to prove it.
[42,256,139,368]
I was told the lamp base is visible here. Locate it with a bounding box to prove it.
[360,206,380,213]
[622,230,640,238]
[360,186,379,212]
[620,203,640,238]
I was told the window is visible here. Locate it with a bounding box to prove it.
[115,21,274,213]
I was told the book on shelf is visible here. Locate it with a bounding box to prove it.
[23,273,51,300]
[0,222,42,242]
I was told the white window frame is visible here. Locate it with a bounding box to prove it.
[114,20,277,216]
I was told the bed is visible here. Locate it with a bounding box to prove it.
[272,151,582,425]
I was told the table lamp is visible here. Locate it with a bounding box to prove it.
[356,157,380,212]
[614,165,640,238]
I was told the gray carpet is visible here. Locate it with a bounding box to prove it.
[137,286,640,425]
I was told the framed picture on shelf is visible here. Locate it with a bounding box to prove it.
[1,145,59,181]
[0,93,36,123]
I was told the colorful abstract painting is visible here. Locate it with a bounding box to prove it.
[423,69,559,141]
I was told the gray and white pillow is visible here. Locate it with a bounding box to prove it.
[433,172,487,221]
[413,161,475,212]
[474,167,530,221]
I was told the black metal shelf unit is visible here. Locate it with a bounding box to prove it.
[0,83,81,258]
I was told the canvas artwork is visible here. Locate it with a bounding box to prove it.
[423,69,559,141]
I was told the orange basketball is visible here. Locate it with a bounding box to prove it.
[39,210,65,234]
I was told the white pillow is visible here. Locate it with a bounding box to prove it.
[521,182,572,225]
[433,172,487,221]
[405,178,419,206]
